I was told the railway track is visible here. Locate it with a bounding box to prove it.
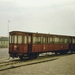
[0,53,72,71]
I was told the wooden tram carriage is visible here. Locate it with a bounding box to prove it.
[9,31,75,59]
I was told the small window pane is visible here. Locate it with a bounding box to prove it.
[64,38,69,43]
[72,39,75,43]
[50,37,53,43]
[33,36,41,44]
[60,38,64,43]
[48,37,53,43]
[43,37,47,44]
[33,36,36,44]
[14,35,17,44]
[24,36,27,44]
[18,35,22,44]
[43,37,45,44]
[36,36,41,44]
[54,37,59,43]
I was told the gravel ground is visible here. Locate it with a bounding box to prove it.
[0,48,9,59]
[0,48,75,75]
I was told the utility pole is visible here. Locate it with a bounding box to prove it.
[8,20,10,48]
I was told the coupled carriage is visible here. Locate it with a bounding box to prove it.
[9,31,75,60]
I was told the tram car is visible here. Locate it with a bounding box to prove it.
[9,31,75,60]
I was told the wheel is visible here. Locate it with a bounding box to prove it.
[33,54,38,59]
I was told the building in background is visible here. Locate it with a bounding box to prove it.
[0,37,8,48]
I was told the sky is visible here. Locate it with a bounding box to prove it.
[0,0,75,36]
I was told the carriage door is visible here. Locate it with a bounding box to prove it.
[28,34,32,53]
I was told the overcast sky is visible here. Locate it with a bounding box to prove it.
[0,0,75,36]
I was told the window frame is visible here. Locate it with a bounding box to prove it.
[33,36,41,44]
[53,37,60,44]
[24,35,27,44]
[64,38,69,44]
[14,35,17,44]
[17,35,22,44]
[72,38,75,43]
[48,37,53,44]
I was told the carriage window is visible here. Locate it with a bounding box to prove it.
[72,39,74,43]
[60,38,64,43]
[18,35,22,44]
[50,37,53,43]
[72,38,75,43]
[54,37,59,43]
[33,36,41,44]
[24,36,27,44]
[10,35,16,43]
[48,37,53,43]
[14,35,17,44]
[64,38,69,43]
[43,36,47,44]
